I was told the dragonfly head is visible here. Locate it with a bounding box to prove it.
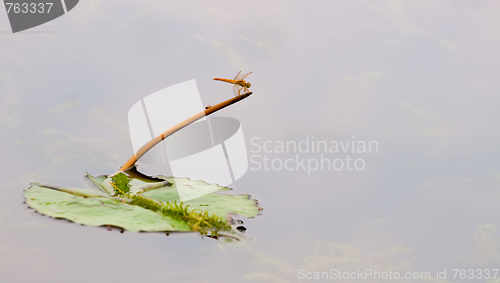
[246,82,252,88]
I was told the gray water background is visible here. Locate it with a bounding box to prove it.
[1,1,500,282]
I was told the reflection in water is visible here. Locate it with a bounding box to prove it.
[101,226,249,242]
[240,241,413,282]
[233,230,500,282]
[474,224,500,267]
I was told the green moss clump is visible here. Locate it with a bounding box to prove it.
[110,172,131,197]
[130,195,230,234]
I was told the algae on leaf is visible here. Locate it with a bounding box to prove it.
[24,173,260,237]
[142,177,259,219]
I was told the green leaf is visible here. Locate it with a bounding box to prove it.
[85,173,107,193]
[143,177,259,218]
[24,174,260,234]
[100,175,171,195]
[25,185,190,232]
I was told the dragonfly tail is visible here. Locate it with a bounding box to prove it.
[214,78,236,84]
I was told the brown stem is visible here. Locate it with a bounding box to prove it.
[118,92,252,172]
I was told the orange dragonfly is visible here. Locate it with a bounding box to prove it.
[213,71,253,96]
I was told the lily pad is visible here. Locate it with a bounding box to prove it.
[24,173,260,234]
[142,180,259,218]
[25,184,190,232]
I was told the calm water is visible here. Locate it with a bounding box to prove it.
[2,1,500,282]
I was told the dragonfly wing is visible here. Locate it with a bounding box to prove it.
[233,71,242,80]
[240,71,253,80]
[233,84,241,96]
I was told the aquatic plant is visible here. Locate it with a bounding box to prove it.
[24,91,260,239]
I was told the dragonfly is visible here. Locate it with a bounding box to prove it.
[213,71,253,96]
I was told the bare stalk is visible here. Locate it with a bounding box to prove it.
[118,92,252,172]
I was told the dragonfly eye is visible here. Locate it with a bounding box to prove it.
[246,82,251,88]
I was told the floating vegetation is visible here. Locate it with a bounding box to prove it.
[25,171,259,239]
[23,84,259,240]
[111,172,131,197]
[129,195,231,233]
